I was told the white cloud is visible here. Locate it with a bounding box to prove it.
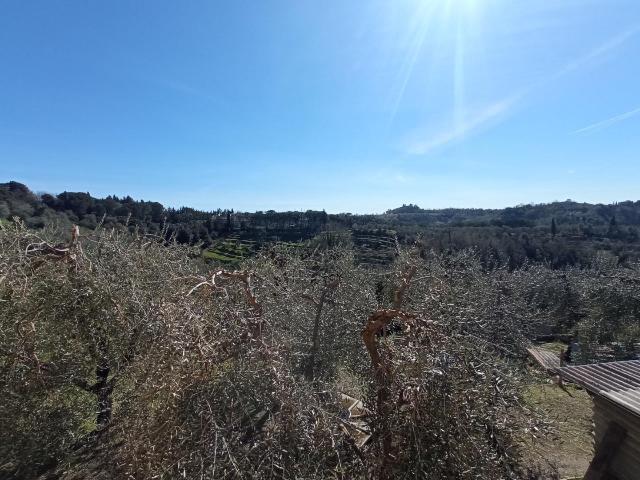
[398,24,639,156]
[557,25,640,77]
[403,96,519,155]
[573,106,640,135]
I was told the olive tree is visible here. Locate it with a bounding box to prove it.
[0,223,197,475]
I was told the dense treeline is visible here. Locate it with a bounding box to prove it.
[2,180,640,268]
[0,181,329,246]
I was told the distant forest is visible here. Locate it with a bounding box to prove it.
[2,180,640,268]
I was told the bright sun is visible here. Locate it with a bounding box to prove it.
[443,0,482,20]
[388,0,488,127]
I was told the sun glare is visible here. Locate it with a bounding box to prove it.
[389,0,487,128]
[439,0,483,22]
[452,0,481,14]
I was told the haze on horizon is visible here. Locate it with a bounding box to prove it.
[1,1,639,214]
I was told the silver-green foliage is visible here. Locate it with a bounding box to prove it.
[1,225,554,479]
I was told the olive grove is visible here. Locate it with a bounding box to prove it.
[2,222,636,479]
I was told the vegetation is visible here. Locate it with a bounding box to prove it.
[0,221,577,479]
[2,182,640,478]
[3,181,640,269]
[521,382,592,478]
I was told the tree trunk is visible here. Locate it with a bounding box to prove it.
[95,364,113,427]
[304,279,339,382]
[305,293,326,382]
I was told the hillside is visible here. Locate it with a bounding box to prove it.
[3,180,640,268]
[4,183,640,479]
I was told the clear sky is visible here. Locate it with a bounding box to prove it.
[1,1,639,213]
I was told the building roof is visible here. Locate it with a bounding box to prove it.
[558,360,640,417]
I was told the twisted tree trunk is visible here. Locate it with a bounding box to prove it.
[361,265,416,479]
[304,279,339,382]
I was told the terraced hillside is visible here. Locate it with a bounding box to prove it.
[203,237,258,265]
[351,229,398,267]
[202,230,398,268]
[203,236,304,265]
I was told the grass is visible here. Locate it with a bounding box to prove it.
[202,250,240,262]
[520,376,593,479]
[540,341,568,354]
[277,241,303,248]
[203,239,254,264]
[203,238,304,265]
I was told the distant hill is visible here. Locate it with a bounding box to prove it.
[385,200,640,229]
[3,180,640,268]
[387,203,426,214]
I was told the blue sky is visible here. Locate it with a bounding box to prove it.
[1,0,639,213]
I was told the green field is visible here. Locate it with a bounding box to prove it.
[202,237,303,265]
[203,238,255,265]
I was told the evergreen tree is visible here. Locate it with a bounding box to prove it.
[608,215,619,238]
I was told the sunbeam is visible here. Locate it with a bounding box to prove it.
[454,17,466,134]
[387,1,437,127]
[386,0,488,130]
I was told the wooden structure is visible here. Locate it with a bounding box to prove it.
[558,360,640,480]
[527,346,563,373]
[339,393,371,448]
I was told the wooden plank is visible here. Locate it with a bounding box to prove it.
[527,346,562,373]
